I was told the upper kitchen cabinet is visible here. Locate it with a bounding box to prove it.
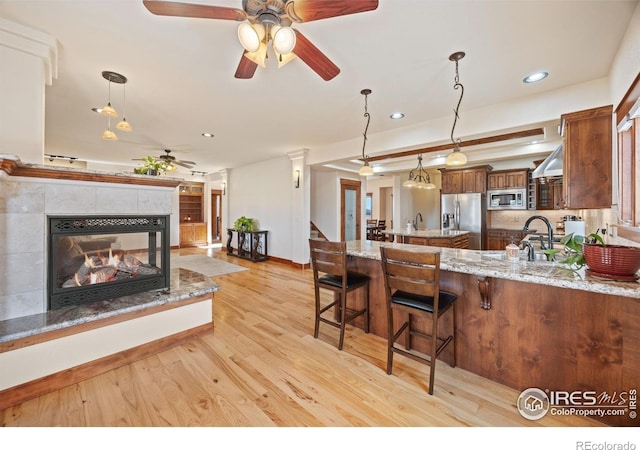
[562,105,613,209]
[441,165,492,194]
[487,169,528,190]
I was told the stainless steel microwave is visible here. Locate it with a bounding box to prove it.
[487,189,527,210]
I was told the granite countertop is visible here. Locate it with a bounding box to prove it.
[382,228,471,237]
[346,240,640,299]
[0,268,220,343]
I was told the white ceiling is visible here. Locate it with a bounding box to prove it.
[1,0,637,176]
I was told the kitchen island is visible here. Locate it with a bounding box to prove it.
[382,228,470,248]
[345,240,639,426]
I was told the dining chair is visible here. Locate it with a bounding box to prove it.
[375,219,386,241]
[309,239,370,350]
[380,246,457,395]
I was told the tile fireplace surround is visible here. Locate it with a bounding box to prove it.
[0,154,183,321]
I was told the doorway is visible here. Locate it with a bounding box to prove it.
[340,179,361,241]
[210,190,223,243]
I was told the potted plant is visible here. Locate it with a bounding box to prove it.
[233,216,256,232]
[552,232,640,280]
[134,156,167,176]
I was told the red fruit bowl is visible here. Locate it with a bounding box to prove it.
[583,244,640,276]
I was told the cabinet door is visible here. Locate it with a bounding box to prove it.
[405,236,428,245]
[562,105,612,209]
[536,182,554,210]
[486,235,504,250]
[488,173,505,190]
[426,237,451,248]
[462,170,477,193]
[180,224,195,247]
[442,171,463,194]
[505,170,528,189]
[194,223,208,244]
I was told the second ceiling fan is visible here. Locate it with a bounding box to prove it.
[143,0,379,81]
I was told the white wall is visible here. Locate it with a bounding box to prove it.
[228,156,292,260]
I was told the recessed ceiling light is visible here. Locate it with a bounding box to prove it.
[201,132,214,138]
[390,112,405,120]
[523,71,549,84]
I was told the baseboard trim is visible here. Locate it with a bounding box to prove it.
[0,323,213,411]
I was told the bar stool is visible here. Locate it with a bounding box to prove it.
[380,246,457,395]
[309,239,370,350]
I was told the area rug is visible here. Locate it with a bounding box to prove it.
[171,254,247,277]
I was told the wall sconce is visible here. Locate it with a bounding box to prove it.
[221,181,226,195]
[294,169,300,188]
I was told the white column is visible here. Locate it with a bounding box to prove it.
[289,149,309,265]
[219,168,229,244]
[0,18,57,162]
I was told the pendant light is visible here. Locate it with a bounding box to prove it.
[403,154,435,189]
[101,117,118,141]
[358,89,374,177]
[98,71,129,140]
[116,81,132,132]
[446,51,468,167]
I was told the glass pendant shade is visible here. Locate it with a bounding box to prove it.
[446,148,468,166]
[402,178,416,188]
[275,51,296,68]
[102,128,118,141]
[359,162,374,176]
[272,26,296,55]
[238,23,265,53]
[244,42,268,68]
[101,102,117,118]
[116,117,132,132]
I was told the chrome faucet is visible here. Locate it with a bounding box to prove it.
[413,212,423,230]
[523,215,554,251]
[519,240,535,261]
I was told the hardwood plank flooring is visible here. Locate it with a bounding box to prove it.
[0,246,608,432]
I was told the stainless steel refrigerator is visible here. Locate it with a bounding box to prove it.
[441,193,486,250]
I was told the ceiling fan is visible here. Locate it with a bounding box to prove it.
[142,0,379,80]
[134,149,196,169]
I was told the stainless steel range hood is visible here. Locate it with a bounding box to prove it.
[532,144,563,180]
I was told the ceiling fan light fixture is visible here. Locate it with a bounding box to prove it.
[237,22,264,52]
[244,41,268,68]
[272,26,296,55]
[275,50,296,67]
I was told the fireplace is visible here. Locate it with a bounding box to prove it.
[48,215,170,310]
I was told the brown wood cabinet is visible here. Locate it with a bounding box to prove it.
[616,74,640,231]
[441,165,492,194]
[402,234,469,248]
[487,169,528,190]
[562,105,613,209]
[179,223,207,247]
[535,179,564,210]
[486,229,530,250]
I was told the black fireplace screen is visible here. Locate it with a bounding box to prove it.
[48,215,170,310]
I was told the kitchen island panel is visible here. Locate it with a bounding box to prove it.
[346,247,639,426]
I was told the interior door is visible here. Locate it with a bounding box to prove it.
[340,179,361,241]
[210,190,222,243]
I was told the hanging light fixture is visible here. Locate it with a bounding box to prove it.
[402,154,435,189]
[358,89,374,177]
[238,16,296,69]
[98,71,129,140]
[116,80,132,132]
[446,51,468,166]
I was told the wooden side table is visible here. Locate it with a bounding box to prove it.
[226,229,268,262]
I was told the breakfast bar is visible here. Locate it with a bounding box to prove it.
[345,240,640,426]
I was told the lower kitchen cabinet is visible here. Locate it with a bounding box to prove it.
[180,222,207,247]
[486,229,530,250]
[403,234,469,248]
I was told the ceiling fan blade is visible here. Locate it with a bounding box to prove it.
[143,1,247,21]
[292,30,340,81]
[174,161,196,168]
[235,52,258,79]
[285,0,378,23]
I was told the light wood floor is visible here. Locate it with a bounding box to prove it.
[0,246,602,428]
